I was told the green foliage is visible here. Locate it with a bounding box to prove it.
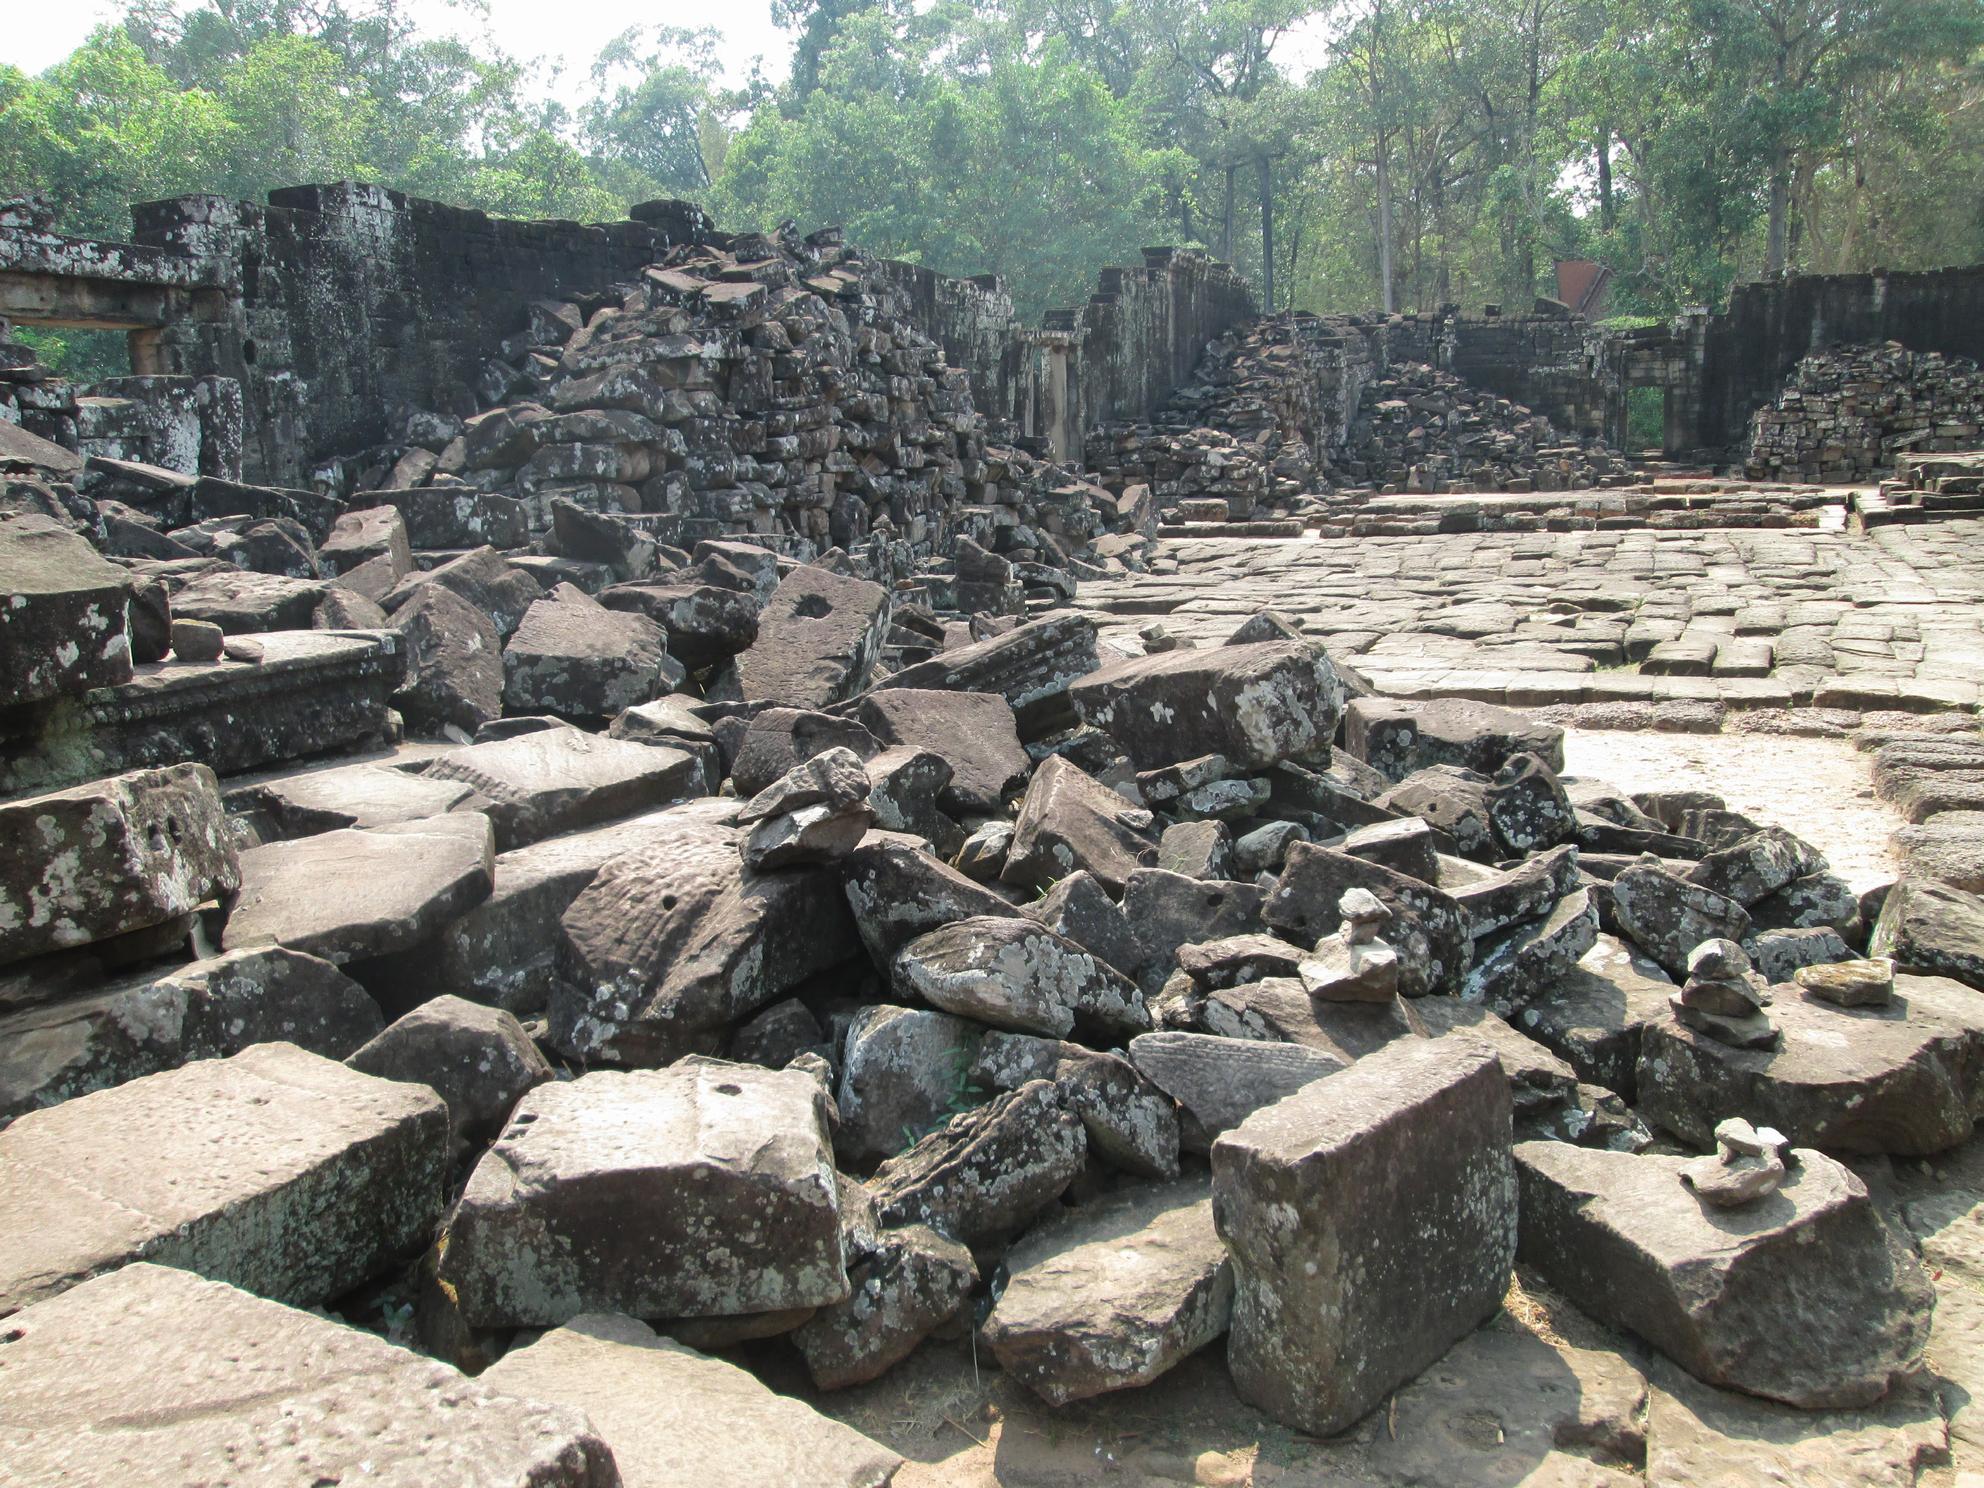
[3,0,1981,332]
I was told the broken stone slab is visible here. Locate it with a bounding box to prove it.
[1514,1140,1933,1409]
[1025,869,1146,982]
[503,581,681,719]
[1871,874,1984,990]
[968,1030,1181,1179]
[1127,1030,1343,1151]
[793,1218,976,1392]
[840,835,1021,969]
[1265,840,1472,997]
[430,799,740,1014]
[739,745,872,824]
[1213,1036,1515,1438]
[1685,826,1817,906]
[1636,975,1984,1155]
[414,725,707,851]
[481,1310,900,1486]
[1067,639,1345,770]
[854,687,1031,815]
[1201,975,1422,1061]
[874,611,1100,726]
[0,512,133,707]
[861,747,957,855]
[1157,818,1233,878]
[1344,696,1565,783]
[1747,925,1853,984]
[600,579,762,671]
[866,1078,1085,1248]
[1001,754,1156,895]
[0,763,238,967]
[0,945,382,1125]
[1486,751,1577,855]
[318,505,412,582]
[0,630,406,799]
[0,1265,617,1486]
[167,566,327,632]
[1181,931,1308,992]
[390,581,503,735]
[1796,956,1896,1008]
[438,1063,846,1325]
[1339,815,1441,882]
[0,1042,447,1317]
[718,563,890,709]
[382,545,543,640]
[892,915,1149,1040]
[1514,932,1675,1100]
[1378,765,1496,858]
[1413,998,1581,1118]
[1122,869,1266,988]
[222,814,494,964]
[1459,847,1583,946]
[553,837,858,1065]
[1462,887,1601,1018]
[1609,861,1753,980]
[344,994,552,1157]
[835,1004,984,1168]
[226,758,483,841]
[730,705,882,795]
[982,1177,1232,1405]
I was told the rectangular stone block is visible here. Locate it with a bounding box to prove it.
[1211,1036,1515,1437]
[0,512,132,707]
[0,1042,447,1317]
[437,1062,845,1325]
[0,1264,615,1484]
[0,763,237,967]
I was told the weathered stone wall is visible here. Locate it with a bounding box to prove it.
[127,186,710,487]
[880,249,1257,461]
[1697,266,1984,453]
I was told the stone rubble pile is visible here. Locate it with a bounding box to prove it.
[1,458,1972,1478]
[326,217,1141,599]
[1746,341,1984,485]
[1086,312,1630,526]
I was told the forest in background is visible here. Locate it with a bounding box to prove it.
[4,0,1983,348]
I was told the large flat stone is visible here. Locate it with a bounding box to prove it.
[982,1176,1232,1405]
[1871,874,1984,990]
[892,915,1149,1040]
[0,1042,446,1317]
[438,1063,845,1325]
[481,1311,900,1487]
[1212,1035,1515,1438]
[413,724,706,850]
[1127,1030,1343,1151]
[840,835,1022,968]
[854,687,1031,814]
[0,945,381,1124]
[0,1264,616,1485]
[1636,974,1984,1155]
[1514,932,1675,1101]
[1002,754,1156,895]
[0,763,237,966]
[1068,639,1345,770]
[227,757,483,839]
[222,813,495,964]
[503,581,678,719]
[1515,1141,1933,1409]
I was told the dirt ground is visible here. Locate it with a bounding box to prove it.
[1562,726,1901,892]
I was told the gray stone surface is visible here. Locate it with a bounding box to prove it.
[0,763,237,967]
[344,994,552,1155]
[0,512,132,707]
[0,1264,617,1486]
[223,814,495,963]
[0,1043,446,1317]
[892,915,1148,1040]
[481,1310,901,1486]
[1516,1140,1933,1409]
[1212,1035,1515,1437]
[983,1177,1232,1405]
[438,1063,846,1325]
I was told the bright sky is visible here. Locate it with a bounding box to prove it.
[6,1,795,101]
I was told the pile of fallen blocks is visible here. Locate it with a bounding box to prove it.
[2,460,1972,1476]
[1747,341,1984,485]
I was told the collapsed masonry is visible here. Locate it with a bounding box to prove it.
[1747,341,1984,485]
[8,184,1984,1481]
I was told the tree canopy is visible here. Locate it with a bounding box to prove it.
[4,0,1981,325]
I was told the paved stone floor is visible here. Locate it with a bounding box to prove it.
[1074,516,1984,714]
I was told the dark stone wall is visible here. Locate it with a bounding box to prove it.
[129,184,707,486]
[1697,266,1984,451]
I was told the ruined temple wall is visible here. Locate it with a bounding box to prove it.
[1697,266,1984,453]
[128,185,700,487]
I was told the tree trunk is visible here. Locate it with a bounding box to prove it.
[1375,133,1395,313]
[1259,154,1276,314]
[1221,164,1237,263]
[1766,146,1790,275]
[1597,123,1614,232]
